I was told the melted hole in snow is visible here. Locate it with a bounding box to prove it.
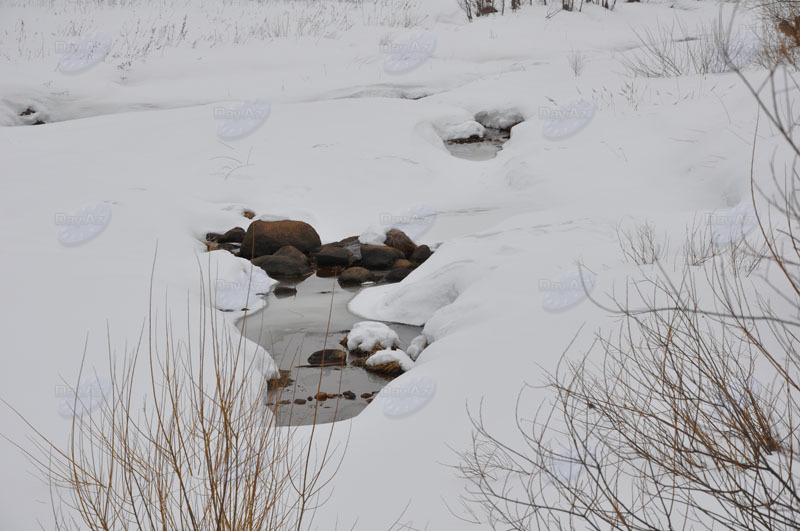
[444,127,513,161]
[238,274,421,426]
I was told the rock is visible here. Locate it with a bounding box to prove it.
[273,245,310,264]
[307,396,313,402]
[385,267,412,283]
[240,220,321,258]
[343,321,399,356]
[360,392,374,399]
[307,349,347,366]
[278,399,292,405]
[206,232,224,242]
[338,267,375,287]
[315,392,328,401]
[216,227,246,244]
[364,361,405,377]
[267,370,294,390]
[252,255,312,279]
[273,286,297,298]
[343,391,356,400]
[410,245,432,264]
[393,259,413,269]
[384,229,416,258]
[242,209,256,219]
[334,236,363,261]
[360,244,404,270]
[313,245,353,267]
[294,399,307,405]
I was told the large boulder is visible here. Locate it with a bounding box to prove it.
[240,220,321,258]
[217,227,246,244]
[313,245,353,267]
[338,267,374,287]
[360,244,404,270]
[384,229,416,258]
[252,255,312,279]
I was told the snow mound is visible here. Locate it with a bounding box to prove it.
[345,321,400,353]
[201,250,276,312]
[366,349,415,372]
[406,334,428,361]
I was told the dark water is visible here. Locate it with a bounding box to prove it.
[444,127,511,161]
[238,274,421,425]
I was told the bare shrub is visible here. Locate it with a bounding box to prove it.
[567,49,585,76]
[6,269,346,530]
[617,219,668,265]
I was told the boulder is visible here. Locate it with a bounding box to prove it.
[252,255,312,279]
[313,245,353,267]
[217,227,246,244]
[273,286,297,298]
[393,259,413,269]
[384,229,416,258]
[360,244,404,270]
[240,220,321,258]
[307,349,347,366]
[385,267,412,283]
[273,245,310,264]
[338,267,375,287]
[410,245,432,264]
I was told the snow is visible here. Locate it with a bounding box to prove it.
[0,0,783,528]
[345,321,401,353]
[366,348,415,372]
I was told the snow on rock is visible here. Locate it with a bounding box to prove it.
[345,321,400,354]
[365,348,415,372]
[475,109,525,130]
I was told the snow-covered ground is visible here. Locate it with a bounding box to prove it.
[0,0,783,528]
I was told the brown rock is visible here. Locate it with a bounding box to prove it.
[385,267,413,283]
[273,285,297,298]
[252,255,312,279]
[338,267,375,287]
[360,244,404,270]
[343,391,356,400]
[384,229,417,257]
[307,349,347,366]
[217,227,246,244]
[393,259,413,269]
[313,245,353,267]
[240,220,321,258]
[410,245,432,264]
[294,398,307,405]
[274,245,310,264]
[315,392,328,401]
